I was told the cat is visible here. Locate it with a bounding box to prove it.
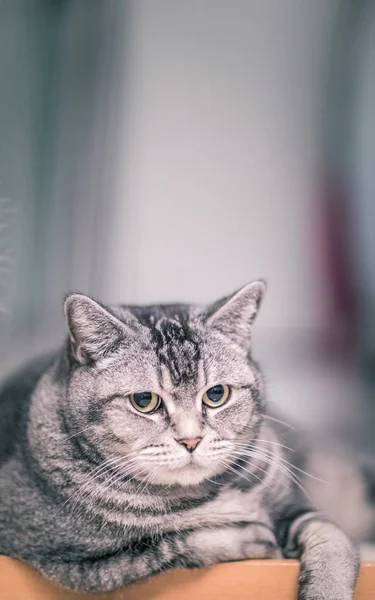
[0,280,371,599]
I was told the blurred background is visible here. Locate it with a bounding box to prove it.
[0,0,374,459]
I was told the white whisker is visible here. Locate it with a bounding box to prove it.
[61,425,96,441]
[232,447,312,501]
[261,414,297,430]
[233,442,328,484]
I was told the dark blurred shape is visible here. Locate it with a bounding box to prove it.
[320,0,375,453]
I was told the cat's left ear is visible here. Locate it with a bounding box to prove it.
[205,280,266,349]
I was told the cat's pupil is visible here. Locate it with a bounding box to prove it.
[133,392,152,408]
[206,385,224,402]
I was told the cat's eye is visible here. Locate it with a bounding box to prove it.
[202,384,230,408]
[129,392,161,413]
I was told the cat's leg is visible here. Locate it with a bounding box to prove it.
[185,520,282,563]
[36,521,281,592]
[36,536,188,592]
[279,511,360,600]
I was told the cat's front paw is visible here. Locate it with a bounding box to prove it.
[298,566,356,600]
[298,585,354,600]
[296,521,359,600]
[298,569,356,600]
[185,522,282,565]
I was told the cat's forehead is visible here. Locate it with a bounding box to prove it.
[126,303,202,387]
[105,302,252,393]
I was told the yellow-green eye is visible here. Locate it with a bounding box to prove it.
[129,392,161,413]
[202,384,230,408]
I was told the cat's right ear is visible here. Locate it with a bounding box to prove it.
[64,293,132,365]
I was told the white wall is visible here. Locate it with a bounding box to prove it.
[104,0,338,333]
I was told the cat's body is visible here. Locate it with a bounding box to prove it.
[0,283,371,598]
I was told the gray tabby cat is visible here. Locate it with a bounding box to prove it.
[0,281,371,598]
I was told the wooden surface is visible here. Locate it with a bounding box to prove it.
[0,557,375,599]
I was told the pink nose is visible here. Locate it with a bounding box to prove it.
[178,438,202,453]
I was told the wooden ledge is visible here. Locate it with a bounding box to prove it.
[0,557,374,599]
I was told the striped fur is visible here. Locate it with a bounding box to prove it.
[0,282,367,598]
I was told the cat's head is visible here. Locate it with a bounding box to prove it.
[63,281,266,487]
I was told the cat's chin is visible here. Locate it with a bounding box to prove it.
[142,462,225,487]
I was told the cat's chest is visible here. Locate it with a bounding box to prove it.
[68,482,271,542]
[23,479,272,561]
